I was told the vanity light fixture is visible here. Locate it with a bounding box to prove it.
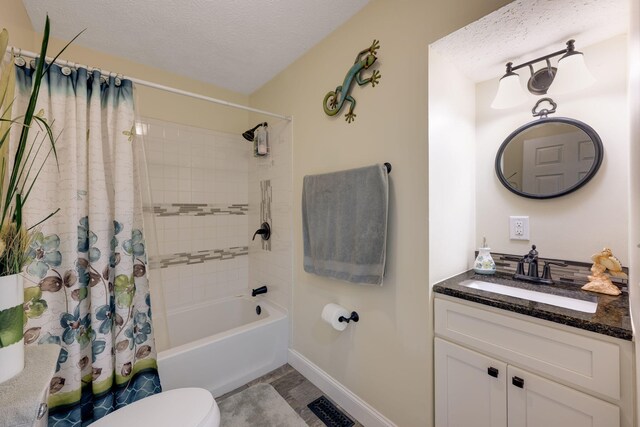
[491,40,595,109]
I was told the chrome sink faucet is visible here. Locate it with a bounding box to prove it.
[511,245,567,285]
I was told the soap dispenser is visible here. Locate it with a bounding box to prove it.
[474,237,496,275]
[253,124,268,157]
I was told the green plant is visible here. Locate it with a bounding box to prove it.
[0,17,80,275]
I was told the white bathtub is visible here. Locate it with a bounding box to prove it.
[157,295,288,397]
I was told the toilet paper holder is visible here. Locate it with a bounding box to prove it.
[338,311,360,323]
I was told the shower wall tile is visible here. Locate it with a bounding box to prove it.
[141,117,250,311]
[248,121,294,315]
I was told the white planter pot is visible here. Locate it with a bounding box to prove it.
[0,274,24,383]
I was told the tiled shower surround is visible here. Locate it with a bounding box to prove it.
[142,118,250,310]
[141,116,294,317]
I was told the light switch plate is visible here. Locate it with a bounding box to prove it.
[509,216,530,240]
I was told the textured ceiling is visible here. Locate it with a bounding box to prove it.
[22,0,370,94]
[431,0,629,83]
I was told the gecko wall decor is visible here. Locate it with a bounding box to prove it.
[323,39,381,123]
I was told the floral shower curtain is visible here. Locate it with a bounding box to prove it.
[12,61,161,425]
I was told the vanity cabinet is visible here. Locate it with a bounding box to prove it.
[434,297,633,427]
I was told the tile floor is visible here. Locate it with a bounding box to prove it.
[217,364,363,427]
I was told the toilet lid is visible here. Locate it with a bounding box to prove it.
[92,387,219,427]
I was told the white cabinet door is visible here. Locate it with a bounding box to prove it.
[507,366,619,427]
[435,338,507,427]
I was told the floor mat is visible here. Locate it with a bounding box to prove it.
[218,383,308,427]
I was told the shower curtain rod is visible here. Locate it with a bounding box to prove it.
[6,46,292,121]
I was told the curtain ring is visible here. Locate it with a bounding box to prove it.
[61,66,72,76]
[14,48,26,67]
[107,71,122,86]
[29,59,37,69]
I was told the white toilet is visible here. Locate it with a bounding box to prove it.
[91,387,220,427]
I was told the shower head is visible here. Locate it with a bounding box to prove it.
[242,122,268,141]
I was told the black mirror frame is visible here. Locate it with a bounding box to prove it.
[495,116,604,200]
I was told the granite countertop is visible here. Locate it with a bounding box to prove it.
[433,270,632,341]
[0,344,61,427]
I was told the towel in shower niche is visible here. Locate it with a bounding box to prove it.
[302,163,388,285]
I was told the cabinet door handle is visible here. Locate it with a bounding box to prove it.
[512,376,524,388]
[487,367,499,378]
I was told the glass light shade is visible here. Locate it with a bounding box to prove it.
[547,53,596,95]
[491,73,528,109]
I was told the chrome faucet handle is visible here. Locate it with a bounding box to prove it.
[541,261,568,281]
[545,261,568,267]
[504,256,525,275]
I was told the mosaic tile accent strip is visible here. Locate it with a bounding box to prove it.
[151,246,248,269]
[260,180,272,251]
[146,203,248,217]
[485,252,629,288]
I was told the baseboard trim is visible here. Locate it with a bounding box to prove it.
[288,349,396,427]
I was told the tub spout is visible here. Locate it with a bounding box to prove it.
[251,286,268,297]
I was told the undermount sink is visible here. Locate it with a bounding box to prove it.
[460,280,598,313]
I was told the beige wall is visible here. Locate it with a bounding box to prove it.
[475,35,629,264]
[250,0,509,425]
[1,0,250,134]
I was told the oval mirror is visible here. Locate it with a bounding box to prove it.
[495,117,603,199]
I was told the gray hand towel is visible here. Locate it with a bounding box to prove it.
[302,164,388,285]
